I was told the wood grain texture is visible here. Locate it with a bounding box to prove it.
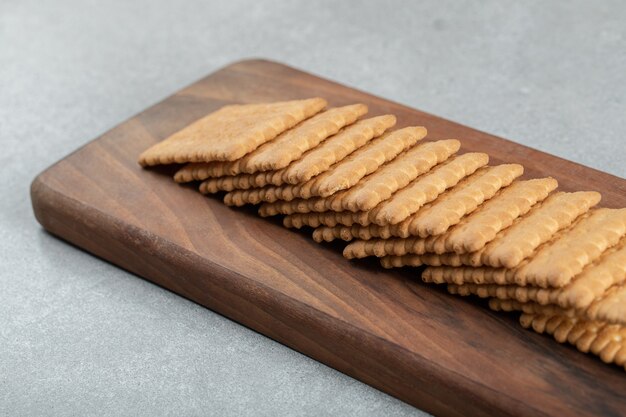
[30,59,626,417]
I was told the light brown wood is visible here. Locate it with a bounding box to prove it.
[31,59,626,417]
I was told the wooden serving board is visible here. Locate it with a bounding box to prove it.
[31,59,626,417]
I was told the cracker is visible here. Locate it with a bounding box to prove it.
[224,126,426,205]
[281,115,397,184]
[282,211,371,228]
[370,152,489,225]
[380,255,424,269]
[489,294,626,327]
[557,237,626,309]
[198,114,395,194]
[259,201,312,218]
[199,171,284,194]
[445,282,513,296]
[477,191,602,268]
[257,197,348,216]
[585,284,626,326]
[276,139,460,213]
[313,226,357,243]
[139,98,326,166]
[173,104,367,182]
[308,126,427,198]
[380,253,461,267]
[488,298,569,316]
[284,153,489,223]
[436,178,557,253]
[312,225,359,242]
[342,190,596,261]
[242,104,368,172]
[373,177,557,256]
[516,208,626,288]
[440,237,626,311]
[259,151,487,219]
[344,238,428,259]
[422,208,626,288]
[519,313,626,370]
[340,177,553,257]
[223,188,264,206]
[266,139,459,214]
[334,139,460,212]
[408,164,523,237]
[315,164,523,239]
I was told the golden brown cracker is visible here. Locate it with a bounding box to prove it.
[259,200,310,217]
[398,178,557,256]
[515,208,626,288]
[477,191,602,268]
[519,313,626,370]
[223,189,263,206]
[380,255,424,269]
[199,170,285,194]
[175,160,232,182]
[423,208,626,288]
[352,191,598,264]
[370,152,489,225]
[380,253,463,268]
[488,298,569,316]
[245,104,368,172]
[198,115,396,194]
[437,178,557,254]
[174,104,367,182]
[139,98,326,166]
[312,164,523,240]
[432,238,626,314]
[422,266,512,287]
[312,226,357,243]
[343,238,428,259]
[490,294,626,327]
[585,284,626,326]
[407,164,524,237]
[335,139,460,212]
[313,225,380,241]
[445,282,511,297]
[340,178,555,260]
[278,139,459,214]
[224,126,426,205]
[283,211,370,228]
[309,126,427,198]
[555,238,626,309]
[281,115,397,184]
[257,197,344,216]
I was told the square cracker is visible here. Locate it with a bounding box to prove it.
[314,164,523,240]
[489,292,626,327]
[173,104,368,181]
[427,236,626,309]
[224,126,426,206]
[519,313,626,370]
[422,207,626,289]
[268,139,460,214]
[335,177,555,251]
[138,97,326,166]
[197,115,397,193]
[267,152,489,222]
[341,191,600,262]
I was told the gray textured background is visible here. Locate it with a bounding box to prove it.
[1,1,625,416]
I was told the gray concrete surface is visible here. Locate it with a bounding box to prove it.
[1,0,625,416]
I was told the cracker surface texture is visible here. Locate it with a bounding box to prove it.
[139,98,326,166]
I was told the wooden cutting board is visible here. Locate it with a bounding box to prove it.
[31,59,626,417]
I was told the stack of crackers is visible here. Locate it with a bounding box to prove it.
[139,98,626,371]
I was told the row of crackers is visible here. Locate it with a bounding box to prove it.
[139,98,626,371]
